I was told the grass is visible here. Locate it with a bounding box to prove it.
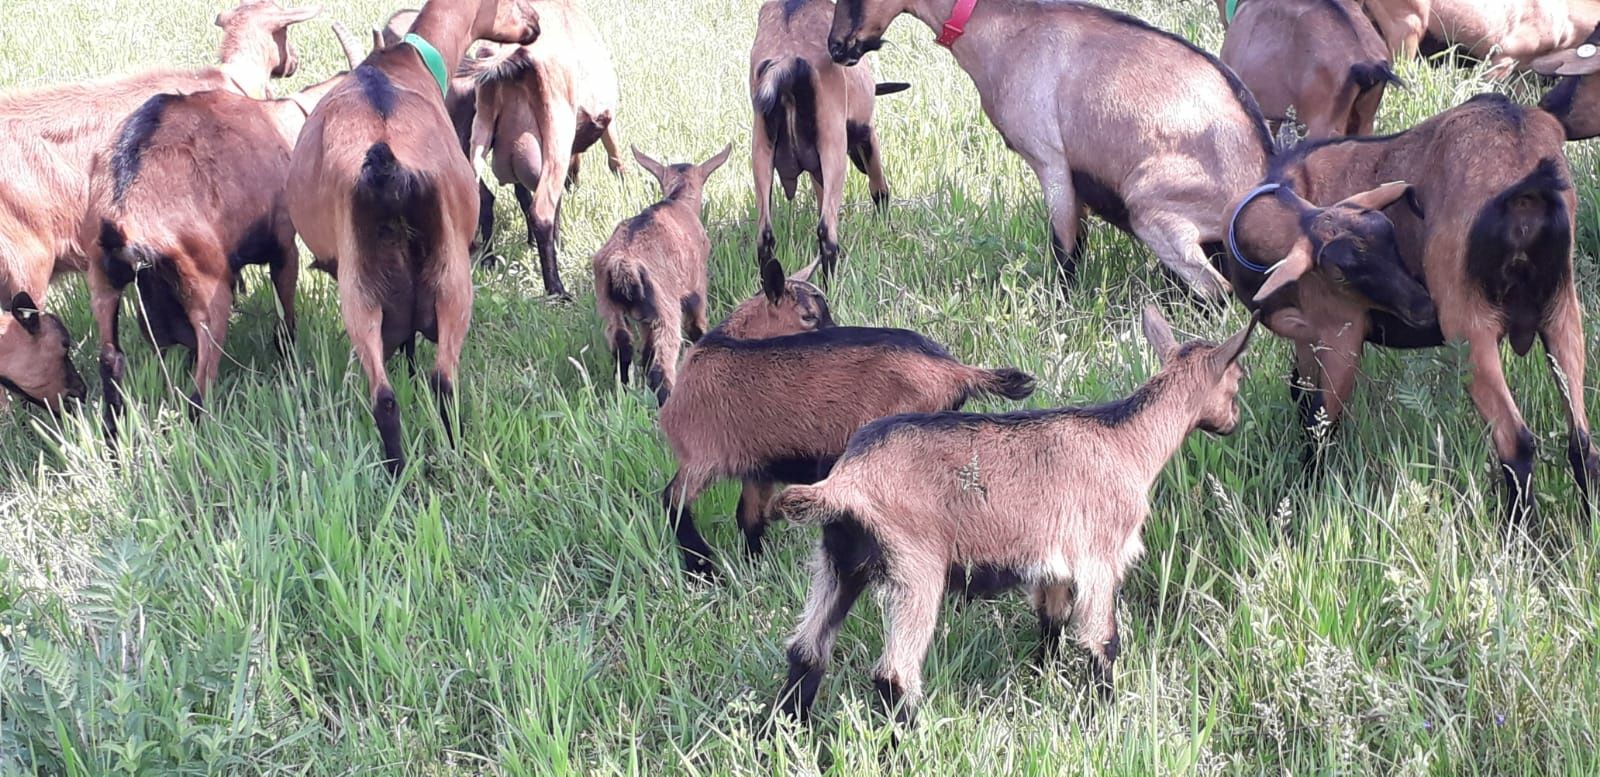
[3,0,1600,773]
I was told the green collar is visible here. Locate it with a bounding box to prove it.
[402,33,449,96]
[1225,0,1240,23]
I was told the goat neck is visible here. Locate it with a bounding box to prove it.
[1087,370,1207,493]
[408,3,485,81]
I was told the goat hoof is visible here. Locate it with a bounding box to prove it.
[682,555,719,582]
[548,290,574,304]
[478,253,504,271]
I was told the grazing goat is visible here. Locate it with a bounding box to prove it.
[659,263,1036,577]
[1534,22,1600,139]
[83,26,363,435]
[776,307,1257,724]
[1215,0,1429,59]
[593,146,731,405]
[285,0,540,474]
[1422,0,1600,75]
[751,0,908,279]
[1221,0,1400,138]
[1227,93,1596,521]
[0,1,319,318]
[0,293,87,414]
[464,0,626,298]
[827,0,1271,300]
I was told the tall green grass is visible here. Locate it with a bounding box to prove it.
[3,0,1599,773]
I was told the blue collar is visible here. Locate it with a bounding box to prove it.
[1228,183,1282,273]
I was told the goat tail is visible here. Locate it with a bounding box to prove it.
[1467,157,1573,354]
[968,366,1038,402]
[1348,61,1403,93]
[754,57,818,167]
[774,483,851,527]
[599,257,659,321]
[351,143,441,321]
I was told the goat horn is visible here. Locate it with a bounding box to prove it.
[331,22,363,69]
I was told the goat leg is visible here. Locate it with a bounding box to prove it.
[662,470,718,579]
[474,181,499,269]
[1538,301,1600,518]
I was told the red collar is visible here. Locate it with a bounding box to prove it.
[936,0,978,48]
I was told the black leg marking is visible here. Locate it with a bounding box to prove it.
[1050,228,1078,287]
[613,328,634,386]
[99,348,126,443]
[374,386,405,477]
[647,364,668,407]
[1502,426,1537,524]
[1036,610,1066,663]
[662,475,717,579]
[533,218,569,300]
[873,676,914,726]
[816,221,839,281]
[429,371,456,446]
[475,181,497,267]
[1568,429,1599,517]
[779,644,826,722]
[758,224,777,271]
[1091,629,1120,702]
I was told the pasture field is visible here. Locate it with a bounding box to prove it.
[4,0,1600,773]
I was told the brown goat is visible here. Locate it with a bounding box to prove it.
[285,0,540,474]
[1221,0,1399,138]
[592,146,731,405]
[1534,22,1600,139]
[1425,0,1600,75]
[775,307,1256,724]
[0,1,319,314]
[81,26,363,435]
[0,293,87,414]
[751,0,906,279]
[463,0,625,298]
[1216,0,1430,59]
[659,266,1037,577]
[827,0,1271,300]
[1226,94,1596,521]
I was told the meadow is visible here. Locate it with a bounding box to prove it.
[3,0,1600,772]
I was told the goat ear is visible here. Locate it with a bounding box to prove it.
[632,147,668,187]
[9,293,41,334]
[788,257,821,284]
[275,5,322,25]
[1210,313,1261,373]
[215,9,233,28]
[760,258,787,304]
[700,144,733,178]
[1140,305,1180,365]
[371,27,384,50]
[1334,181,1411,212]
[1532,44,1600,76]
[1252,237,1314,303]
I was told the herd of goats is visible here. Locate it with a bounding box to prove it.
[4,0,1600,725]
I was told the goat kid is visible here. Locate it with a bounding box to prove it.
[465,0,626,298]
[0,293,87,414]
[83,25,363,436]
[752,0,907,280]
[660,262,1036,577]
[776,306,1256,724]
[1229,94,1596,521]
[828,0,1271,300]
[285,0,540,475]
[1221,0,1400,138]
[593,146,731,405]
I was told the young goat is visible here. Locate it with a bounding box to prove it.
[465,0,626,298]
[0,293,87,415]
[776,307,1256,724]
[1221,0,1400,138]
[0,2,318,323]
[751,0,907,279]
[593,146,731,405]
[827,0,1272,300]
[659,264,1036,577]
[82,26,363,436]
[1534,22,1600,139]
[1227,93,1597,521]
[285,0,540,474]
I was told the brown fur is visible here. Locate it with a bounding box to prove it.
[464,0,625,297]
[0,1,318,312]
[659,271,1036,577]
[1230,94,1597,520]
[1221,0,1398,138]
[751,0,898,279]
[1217,0,1430,59]
[284,0,540,475]
[1427,0,1600,74]
[1534,22,1600,139]
[828,0,1272,300]
[774,307,1254,723]
[379,9,484,152]
[592,146,730,405]
[0,292,86,413]
[81,27,361,435]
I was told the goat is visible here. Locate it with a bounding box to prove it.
[0,293,87,414]
[1216,0,1430,60]
[1221,0,1400,138]
[751,0,908,280]
[464,0,626,298]
[1226,93,1597,521]
[0,1,319,327]
[82,26,363,436]
[1422,0,1600,75]
[659,262,1037,577]
[826,0,1272,301]
[593,146,731,405]
[1534,22,1600,139]
[775,306,1256,724]
[284,0,540,475]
